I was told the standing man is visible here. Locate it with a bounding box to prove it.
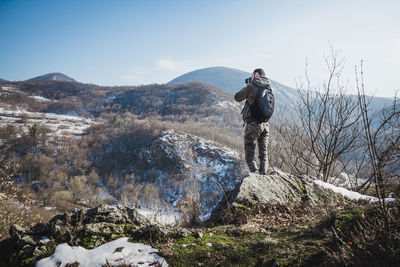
[234,68,272,175]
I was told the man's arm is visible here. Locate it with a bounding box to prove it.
[234,85,250,102]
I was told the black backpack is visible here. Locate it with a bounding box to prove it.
[250,83,275,122]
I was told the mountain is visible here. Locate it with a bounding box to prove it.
[168,66,250,94]
[168,66,300,115]
[168,66,395,118]
[28,72,77,82]
[0,78,8,82]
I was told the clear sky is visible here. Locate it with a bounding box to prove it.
[0,0,399,97]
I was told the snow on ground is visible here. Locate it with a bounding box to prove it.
[1,86,16,91]
[216,100,239,109]
[0,106,93,136]
[29,95,50,102]
[314,180,396,202]
[36,237,168,267]
[325,172,368,189]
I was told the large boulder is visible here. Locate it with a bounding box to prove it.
[208,169,335,224]
[136,130,244,219]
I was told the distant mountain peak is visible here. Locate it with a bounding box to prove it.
[28,72,76,82]
[168,66,250,92]
[0,78,8,82]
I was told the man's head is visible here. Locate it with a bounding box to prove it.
[252,68,265,78]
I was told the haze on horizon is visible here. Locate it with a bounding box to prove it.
[0,0,399,98]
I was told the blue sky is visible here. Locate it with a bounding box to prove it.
[0,0,399,97]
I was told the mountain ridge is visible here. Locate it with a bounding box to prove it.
[28,72,76,82]
[168,66,395,116]
[169,66,300,115]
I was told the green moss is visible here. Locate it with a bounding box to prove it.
[171,231,276,266]
[169,226,328,266]
[210,224,236,232]
[297,181,309,201]
[232,202,250,210]
[22,242,57,267]
[24,257,35,265]
[111,233,124,239]
[336,193,345,199]
[336,208,364,231]
[82,236,99,249]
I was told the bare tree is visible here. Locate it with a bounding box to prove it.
[298,47,361,181]
[356,61,400,235]
[270,118,316,176]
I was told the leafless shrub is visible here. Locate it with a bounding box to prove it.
[177,179,201,226]
[297,46,361,181]
[355,61,400,235]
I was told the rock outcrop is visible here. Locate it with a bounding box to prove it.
[5,205,188,266]
[208,169,335,224]
[94,130,244,220]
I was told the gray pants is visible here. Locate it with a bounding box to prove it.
[244,121,269,174]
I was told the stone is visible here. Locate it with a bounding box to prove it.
[207,168,335,224]
[194,232,204,238]
[84,222,124,236]
[30,222,48,235]
[21,244,34,256]
[32,245,47,258]
[21,235,40,246]
[9,224,26,238]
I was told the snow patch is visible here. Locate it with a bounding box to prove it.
[326,172,368,189]
[36,237,168,267]
[30,95,50,102]
[1,86,16,91]
[314,180,395,202]
[216,100,239,109]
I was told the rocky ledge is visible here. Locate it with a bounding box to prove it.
[5,205,188,266]
[208,169,336,224]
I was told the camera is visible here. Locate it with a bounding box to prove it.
[245,77,252,84]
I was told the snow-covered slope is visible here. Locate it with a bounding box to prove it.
[0,106,93,136]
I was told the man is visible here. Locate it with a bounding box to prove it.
[234,68,271,175]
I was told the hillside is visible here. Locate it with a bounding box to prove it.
[2,79,240,118]
[27,72,77,82]
[168,66,394,117]
[169,67,301,115]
